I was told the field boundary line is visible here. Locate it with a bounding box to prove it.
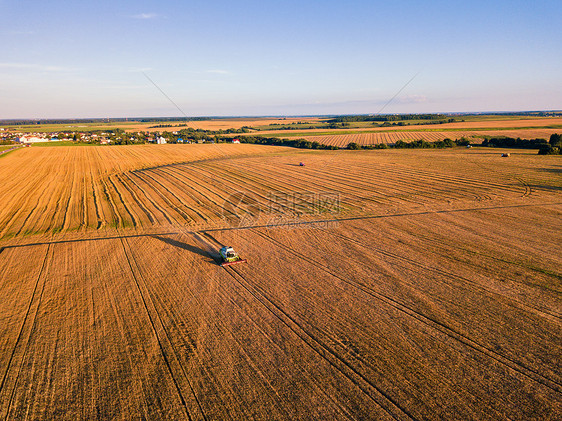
[201,201,562,233]
[129,150,296,174]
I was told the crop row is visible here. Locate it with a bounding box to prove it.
[301,129,561,147]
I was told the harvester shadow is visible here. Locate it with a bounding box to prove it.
[538,167,562,174]
[528,184,562,191]
[150,235,222,265]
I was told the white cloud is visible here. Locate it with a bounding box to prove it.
[128,67,153,73]
[131,13,158,20]
[9,30,35,35]
[395,94,427,104]
[206,69,230,75]
[0,62,76,72]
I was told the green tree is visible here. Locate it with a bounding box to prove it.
[549,133,561,147]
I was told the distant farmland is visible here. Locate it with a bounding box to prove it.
[299,129,562,147]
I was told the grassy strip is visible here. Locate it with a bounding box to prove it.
[30,141,99,147]
[0,145,22,158]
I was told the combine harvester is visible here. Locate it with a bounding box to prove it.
[219,246,247,267]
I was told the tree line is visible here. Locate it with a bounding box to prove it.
[480,134,562,155]
[328,114,454,123]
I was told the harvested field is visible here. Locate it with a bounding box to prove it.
[301,129,562,147]
[0,144,561,419]
[0,144,287,238]
[401,116,562,130]
[2,145,561,239]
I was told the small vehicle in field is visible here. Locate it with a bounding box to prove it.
[299,162,305,166]
[219,246,247,267]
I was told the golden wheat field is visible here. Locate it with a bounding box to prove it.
[0,144,561,419]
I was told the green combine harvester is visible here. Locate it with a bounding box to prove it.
[219,246,247,267]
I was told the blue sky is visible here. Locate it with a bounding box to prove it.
[1,0,561,118]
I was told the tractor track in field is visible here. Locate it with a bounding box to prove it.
[339,161,518,198]
[119,237,207,421]
[171,165,250,219]
[316,226,562,320]
[126,172,176,224]
[222,263,416,421]
[207,275,360,420]
[108,175,139,228]
[4,159,65,238]
[60,157,78,233]
[0,244,51,420]
[149,167,216,222]
[148,166,229,222]
[237,161,389,208]
[198,234,507,420]
[99,177,123,228]
[89,168,103,229]
[171,234,353,419]
[2,202,560,251]
[116,173,157,224]
[198,232,413,419]
[80,172,87,229]
[132,170,189,223]
[378,225,562,292]
[516,177,532,197]
[188,163,302,214]
[153,167,216,222]
[249,228,562,394]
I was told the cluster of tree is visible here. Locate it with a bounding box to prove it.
[149,132,338,149]
[254,122,350,131]
[347,138,463,150]
[480,136,548,149]
[538,134,562,155]
[328,114,453,123]
[347,142,387,150]
[175,127,251,136]
[238,136,338,150]
[394,138,456,148]
[476,111,562,117]
[148,123,190,128]
[137,117,210,123]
